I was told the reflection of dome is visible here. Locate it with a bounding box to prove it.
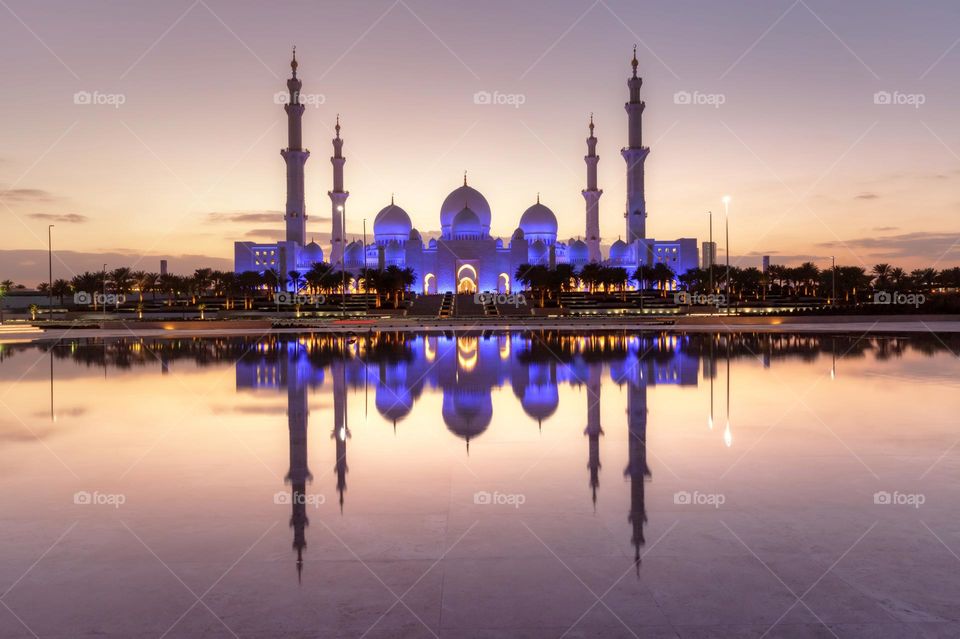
[441,185,491,235]
[303,240,324,264]
[568,239,588,264]
[609,239,628,262]
[518,202,558,240]
[522,384,558,422]
[442,388,492,444]
[375,386,413,423]
[344,241,364,266]
[374,203,412,242]
[451,206,482,239]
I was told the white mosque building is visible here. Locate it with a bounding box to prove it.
[234,47,698,294]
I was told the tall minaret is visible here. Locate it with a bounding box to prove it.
[328,115,349,266]
[282,47,309,247]
[622,45,649,245]
[582,115,603,263]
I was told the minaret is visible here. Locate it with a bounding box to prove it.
[583,361,603,510]
[621,46,649,245]
[282,47,309,247]
[328,115,349,266]
[582,114,603,263]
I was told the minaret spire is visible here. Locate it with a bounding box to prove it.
[282,47,309,251]
[583,113,603,262]
[463,170,468,187]
[622,45,649,245]
[329,115,349,266]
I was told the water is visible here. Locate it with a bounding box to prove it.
[1,331,959,638]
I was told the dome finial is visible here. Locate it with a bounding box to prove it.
[291,45,298,77]
[463,170,468,187]
[589,112,594,135]
[537,192,540,204]
[391,192,394,205]
[631,44,638,77]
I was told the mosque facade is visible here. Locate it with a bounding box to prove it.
[234,48,699,293]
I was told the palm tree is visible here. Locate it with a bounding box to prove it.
[51,279,71,305]
[871,263,891,289]
[911,268,937,293]
[579,263,603,293]
[889,267,907,289]
[288,270,304,294]
[110,267,133,296]
[649,263,675,296]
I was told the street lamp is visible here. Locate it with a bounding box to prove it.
[830,255,836,307]
[47,224,54,315]
[722,196,731,315]
[102,263,108,314]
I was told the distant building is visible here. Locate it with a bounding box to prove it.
[762,255,771,273]
[701,242,717,269]
[160,259,168,276]
[234,48,699,292]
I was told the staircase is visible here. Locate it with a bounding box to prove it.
[438,292,454,318]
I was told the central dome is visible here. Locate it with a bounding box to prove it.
[373,203,412,243]
[441,184,490,237]
[451,206,482,238]
[518,202,558,239]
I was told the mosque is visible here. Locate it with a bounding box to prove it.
[234,47,699,292]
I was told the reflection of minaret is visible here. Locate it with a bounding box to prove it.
[332,356,350,513]
[283,342,312,583]
[583,362,603,510]
[624,371,649,574]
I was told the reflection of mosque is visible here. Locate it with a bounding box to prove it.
[234,332,697,579]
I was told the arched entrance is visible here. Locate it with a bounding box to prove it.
[456,264,478,293]
[498,272,510,294]
[423,273,436,295]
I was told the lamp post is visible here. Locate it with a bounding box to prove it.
[362,217,368,314]
[722,196,731,315]
[708,211,713,296]
[102,263,108,314]
[830,255,836,307]
[47,224,54,315]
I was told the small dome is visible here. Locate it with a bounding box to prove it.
[495,238,503,249]
[428,238,437,249]
[344,241,364,266]
[451,206,482,238]
[609,239,628,262]
[567,239,588,264]
[374,203,412,242]
[409,228,422,241]
[303,241,324,263]
[518,202,558,239]
[441,184,491,236]
[384,239,404,264]
[512,228,525,241]
[529,239,548,264]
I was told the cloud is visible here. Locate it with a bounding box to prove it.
[854,193,879,200]
[27,213,88,223]
[244,228,286,240]
[0,188,57,203]
[818,231,960,263]
[207,210,283,224]
[873,226,898,232]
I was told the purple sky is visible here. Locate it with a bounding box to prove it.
[1,0,958,284]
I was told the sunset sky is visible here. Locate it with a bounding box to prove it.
[1,0,958,284]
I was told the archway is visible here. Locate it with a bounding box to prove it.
[456,264,478,294]
[498,272,510,294]
[423,273,436,295]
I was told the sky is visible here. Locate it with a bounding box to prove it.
[1,0,958,285]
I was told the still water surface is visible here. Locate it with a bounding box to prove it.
[1,331,959,638]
